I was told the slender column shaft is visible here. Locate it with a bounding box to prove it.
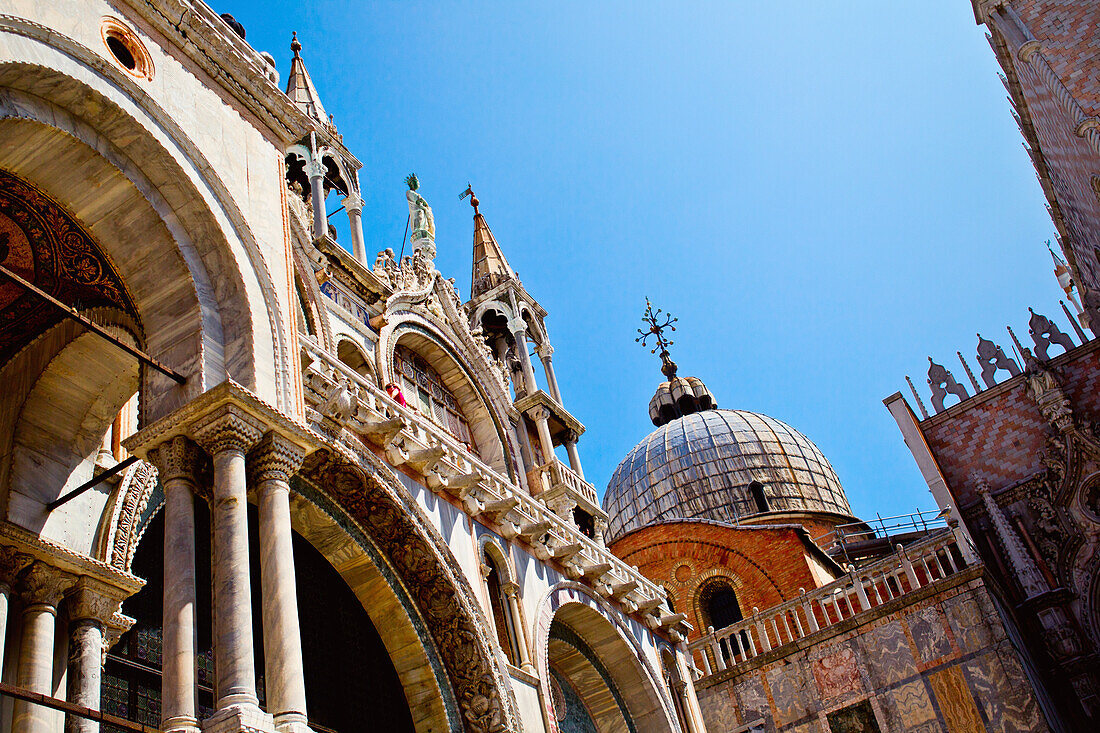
[538,351,563,405]
[510,326,538,397]
[502,586,534,674]
[307,161,326,239]
[150,437,202,733]
[252,433,308,733]
[564,440,584,480]
[531,407,555,466]
[65,619,103,733]
[212,446,258,708]
[345,195,366,264]
[13,563,70,733]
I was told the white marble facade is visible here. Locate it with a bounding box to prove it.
[0,2,706,732]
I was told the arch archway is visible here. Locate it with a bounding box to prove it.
[535,583,679,733]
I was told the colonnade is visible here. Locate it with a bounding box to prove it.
[151,406,310,733]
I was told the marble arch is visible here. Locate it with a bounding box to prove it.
[535,582,681,733]
[0,17,291,413]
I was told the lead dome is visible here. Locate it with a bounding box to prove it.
[602,407,856,544]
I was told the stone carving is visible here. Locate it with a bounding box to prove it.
[1029,496,1063,570]
[927,358,968,413]
[318,373,359,425]
[372,248,399,286]
[405,174,436,260]
[976,334,1021,388]
[19,561,74,606]
[191,406,267,457]
[107,459,160,571]
[1021,348,1074,432]
[0,545,32,587]
[1028,308,1074,360]
[298,449,517,733]
[249,432,308,485]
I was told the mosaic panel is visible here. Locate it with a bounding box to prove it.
[767,663,815,726]
[826,700,881,733]
[965,651,1043,732]
[907,607,952,662]
[862,621,917,687]
[811,643,862,703]
[928,666,983,733]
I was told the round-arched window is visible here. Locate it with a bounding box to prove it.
[393,345,477,454]
[699,579,743,631]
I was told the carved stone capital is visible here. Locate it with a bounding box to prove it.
[501,581,520,599]
[342,192,364,214]
[536,343,554,360]
[148,435,205,486]
[66,578,125,624]
[248,432,307,486]
[192,405,266,458]
[530,405,552,424]
[1018,39,1042,63]
[19,562,74,608]
[0,545,32,588]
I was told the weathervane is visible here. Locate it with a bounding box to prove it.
[636,298,679,379]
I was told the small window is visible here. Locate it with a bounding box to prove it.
[749,480,770,513]
[100,18,154,80]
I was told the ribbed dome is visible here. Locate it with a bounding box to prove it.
[602,409,855,543]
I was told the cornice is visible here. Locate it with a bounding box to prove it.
[120,0,317,145]
[0,521,143,595]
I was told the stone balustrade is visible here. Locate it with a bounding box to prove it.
[532,458,599,507]
[300,338,683,636]
[688,529,967,679]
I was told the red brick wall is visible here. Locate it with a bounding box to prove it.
[920,341,1100,503]
[609,522,832,641]
[1011,0,1100,116]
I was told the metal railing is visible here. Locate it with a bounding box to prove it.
[688,529,967,680]
[300,338,675,623]
[812,508,948,558]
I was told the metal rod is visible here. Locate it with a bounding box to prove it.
[325,205,346,219]
[0,264,186,384]
[0,681,159,733]
[47,456,138,511]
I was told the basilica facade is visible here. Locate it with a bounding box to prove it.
[0,2,706,732]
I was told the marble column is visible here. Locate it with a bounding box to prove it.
[306,159,327,239]
[530,405,556,466]
[250,434,309,733]
[509,322,539,397]
[0,546,31,674]
[13,562,72,733]
[562,431,584,480]
[536,344,562,405]
[501,582,535,675]
[149,436,203,733]
[344,193,366,264]
[193,407,266,715]
[65,580,122,733]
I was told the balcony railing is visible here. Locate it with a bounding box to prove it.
[300,337,687,638]
[688,529,969,680]
[532,458,598,507]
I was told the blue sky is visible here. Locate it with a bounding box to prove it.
[229,2,1067,520]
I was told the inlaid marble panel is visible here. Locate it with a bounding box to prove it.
[884,679,938,732]
[907,607,952,662]
[928,666,983,733]
[811,644,863,703]
[943,596,992,654]
[767,663,815,726]
[965,651,1044,732]
[697,685,738,731]
[862,621,917,687]
[734,674,771,728]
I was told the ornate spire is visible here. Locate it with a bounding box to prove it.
[464,187,516,299]
[636,300,715,426]
[285,32,329,123]
[976,476,1047,599]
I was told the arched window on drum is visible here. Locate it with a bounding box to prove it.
[393,345,478,456]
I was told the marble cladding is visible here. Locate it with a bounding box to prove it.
[693,573,1049,732]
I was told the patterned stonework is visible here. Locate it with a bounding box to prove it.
[862,621,917,687]
[811,643,863,703]
[927,666,983,732]
[906,607,952,663]
[766,663,813,726]
[884,680,936,732]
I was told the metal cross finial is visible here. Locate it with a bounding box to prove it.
[636,298,679,379]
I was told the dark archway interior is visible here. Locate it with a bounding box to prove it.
[105,501,414,732]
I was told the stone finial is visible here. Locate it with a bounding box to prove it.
[1028,308,1074,360]
[927,358,968,413]
[191,405,266,457]
[19,562,74,607]
[975,474,1047,599]
[976,334,1021,388]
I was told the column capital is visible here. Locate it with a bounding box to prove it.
[501,581,521,599]
[248,432,307,486]
[342,192,364,214]
[304,159,326,181]
[192,405,266,457]
[148,435,207,485]
[507,318,527,336]
[19,562,74,607]
[536,343,554,360]
[530,404,552,423]
[0,545,32,587]
[66,578,125,624]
